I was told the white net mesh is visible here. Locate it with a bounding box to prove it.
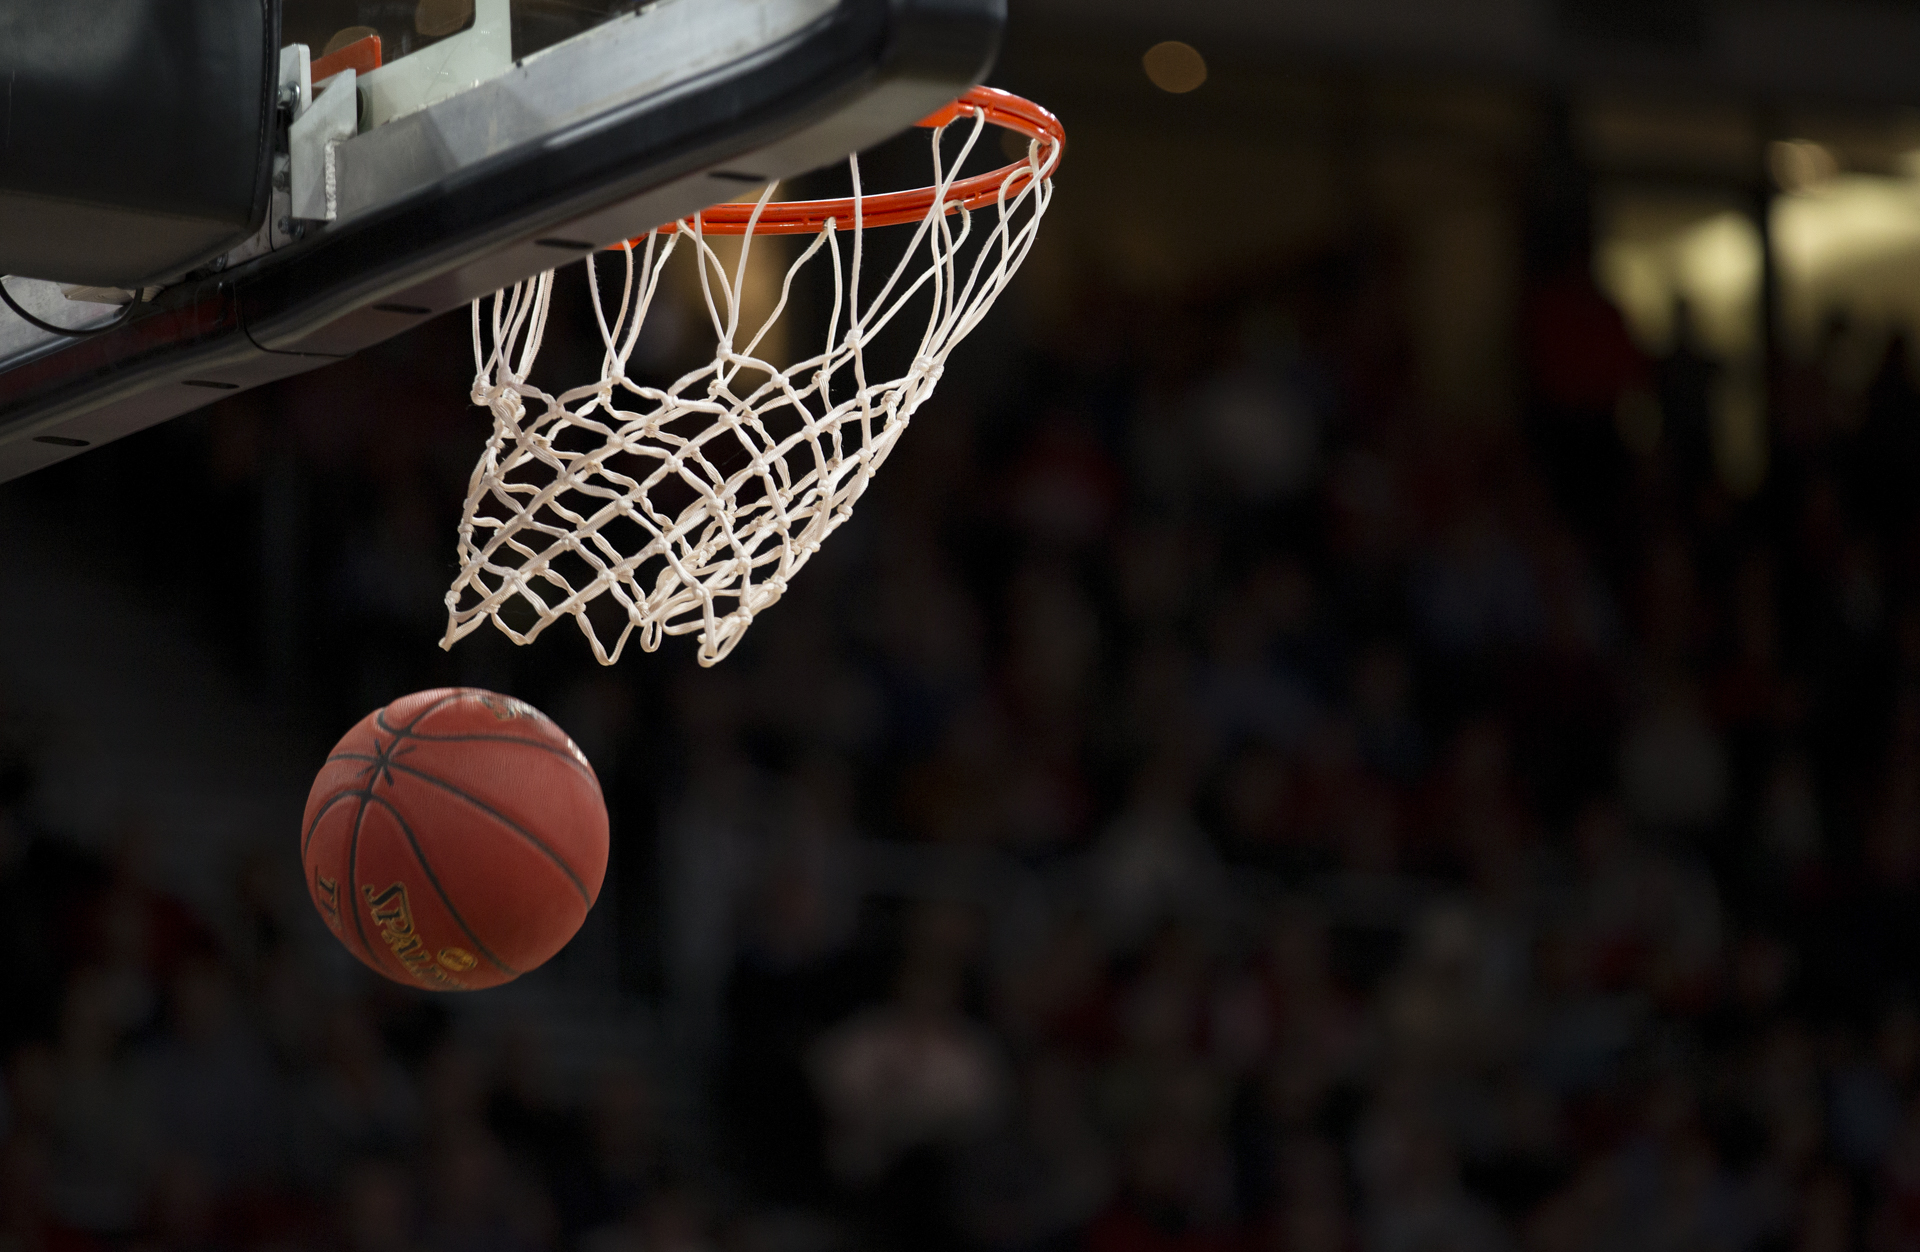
[441,104,1056,666]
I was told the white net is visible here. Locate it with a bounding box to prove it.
[441,102,1057,665]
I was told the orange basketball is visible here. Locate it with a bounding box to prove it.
[301,688,609,991]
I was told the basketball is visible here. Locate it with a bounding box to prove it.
[300,688,608,991]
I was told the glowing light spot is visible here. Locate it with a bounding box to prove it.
[1143,41,1207,95]
[1770,140,1839,193]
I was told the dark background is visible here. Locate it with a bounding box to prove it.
[8,1,1920,1250]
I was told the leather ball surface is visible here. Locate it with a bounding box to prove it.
[301,688,609,991]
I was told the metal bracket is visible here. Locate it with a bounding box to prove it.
[359,0,513,128]
[290,70,359,223]
[278,43,313,119]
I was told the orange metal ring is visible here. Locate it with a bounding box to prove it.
[624,85,1064,243]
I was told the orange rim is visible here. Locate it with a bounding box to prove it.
[624,86,1064,243]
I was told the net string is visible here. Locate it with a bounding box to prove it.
[445,110,1055,665]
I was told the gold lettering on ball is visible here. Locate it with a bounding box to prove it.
[361,881,460,989]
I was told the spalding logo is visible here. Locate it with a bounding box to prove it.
[362,881,461,989]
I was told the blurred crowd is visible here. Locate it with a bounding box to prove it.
[7,162,1920,1252]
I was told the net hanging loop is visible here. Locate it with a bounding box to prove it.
[443,86,1064,666]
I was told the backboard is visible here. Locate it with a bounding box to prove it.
[0,0,1004,482]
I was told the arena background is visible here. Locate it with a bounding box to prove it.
[8,1,1920,1249]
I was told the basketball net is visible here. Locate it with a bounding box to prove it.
[441,88,1062,665]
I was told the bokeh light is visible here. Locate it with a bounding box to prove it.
[1770,139,1840,192]
[1143,40,1207,94]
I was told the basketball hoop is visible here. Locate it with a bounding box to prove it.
[442,86,1064,666]
[690,88,1063,236]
